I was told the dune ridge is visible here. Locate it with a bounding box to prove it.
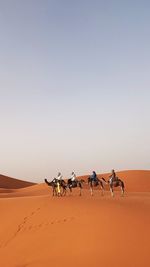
[0,174,36,189]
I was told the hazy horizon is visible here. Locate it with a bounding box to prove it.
[0,1,150,182]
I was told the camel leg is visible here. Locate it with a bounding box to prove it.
[60,189,64,197]
[110,187,114,197]
[53,188,55,196]
[90,187,93,196]
[121,187,124,196]
[60,188,63,197]
[69,187,72,194]
[79,187,82,196]
[62,188,66,196]
[101,186,104,196]
[64,188,67,196]
[55,188,58,196]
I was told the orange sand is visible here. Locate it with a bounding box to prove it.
[0,174,35,189]
[0,170,150,267]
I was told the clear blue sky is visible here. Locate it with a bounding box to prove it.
[0,0,150,182]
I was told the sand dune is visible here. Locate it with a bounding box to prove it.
[0,170,150,267]
[0,184,49,198]
[0,174,35,189]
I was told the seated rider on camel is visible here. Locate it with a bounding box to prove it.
[90,171,98,182]
[57,172,63,181]
[109,169,118,183]
[52,172,63,183]
[89,171,99,185]
[68,171,76,185]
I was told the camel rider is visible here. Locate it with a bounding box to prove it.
[52,177,57,183]
[109,169,118,183]
[70,171,76,182]
[90,171,97,182]
[68,171,76,184]
[57,172,63,182]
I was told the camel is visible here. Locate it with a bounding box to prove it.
[102,177,125,197]
[44,178,67,196]
[88,177,104,196]
[67,179,85,196]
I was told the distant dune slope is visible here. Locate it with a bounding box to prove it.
[0,174,36,189]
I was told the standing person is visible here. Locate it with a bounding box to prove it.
[56,172,62,196]
[56,180,61,196]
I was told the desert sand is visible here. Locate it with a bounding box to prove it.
[0,170,150,267]
[0,174,35,189]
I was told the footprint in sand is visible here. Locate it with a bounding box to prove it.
[13,216,76,234]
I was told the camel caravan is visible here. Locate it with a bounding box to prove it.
[45,169,125,197]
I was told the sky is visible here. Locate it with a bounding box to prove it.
[0,0,150,182]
